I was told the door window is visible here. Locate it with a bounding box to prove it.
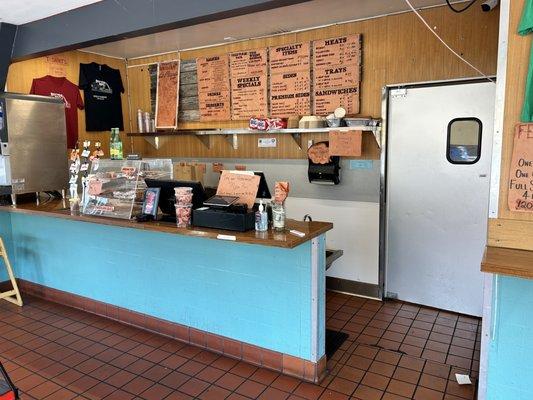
[447,118,482,164]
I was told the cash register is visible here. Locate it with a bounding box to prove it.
[193,172,271,232]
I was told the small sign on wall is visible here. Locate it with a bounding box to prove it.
[258,137,277,148]
[508,123,533,212]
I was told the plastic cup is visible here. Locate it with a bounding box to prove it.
[175,193,193,205]
[175,204,192,228]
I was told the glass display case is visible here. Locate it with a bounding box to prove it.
[82,159,172,219]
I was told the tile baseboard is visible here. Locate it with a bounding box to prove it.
[15,279,326,383]
[326,276,381,299]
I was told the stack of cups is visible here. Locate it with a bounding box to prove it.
[174,187,193,228]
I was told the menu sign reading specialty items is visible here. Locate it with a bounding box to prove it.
[155,60,180,128]
[269,42,311,117]
[230,49,268,120]
[508,123,533,212]
[197,55,231,121]
[313,34,361,115]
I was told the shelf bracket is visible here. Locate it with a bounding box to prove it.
[143,136,168,150]
[225,134,238,150]
[194,134,211,149]
[291,132,302,149]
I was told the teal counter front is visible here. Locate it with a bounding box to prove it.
[0,202,332,382]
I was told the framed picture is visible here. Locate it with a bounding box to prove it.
[142,187,161,217]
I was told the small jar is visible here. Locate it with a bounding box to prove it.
[271,202,285,232]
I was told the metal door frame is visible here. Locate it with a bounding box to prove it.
[378,77,497,299]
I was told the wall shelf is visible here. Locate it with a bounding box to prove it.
[127,124,381,150]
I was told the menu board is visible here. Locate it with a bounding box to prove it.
[230,49,268,120]
[508,123,533,212]
[312,34,361,115]
[197,55,231,121]
[269,42,311,117]
[155,60,180,128]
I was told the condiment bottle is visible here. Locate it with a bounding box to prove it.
[255,200,268,232]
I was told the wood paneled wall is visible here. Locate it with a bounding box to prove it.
[6,51,130,155]
[127,4,499,159]
[488,0,533,251]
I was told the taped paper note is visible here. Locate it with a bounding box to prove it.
[216,170,260,209]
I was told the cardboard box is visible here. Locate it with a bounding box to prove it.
[173,162,205,184]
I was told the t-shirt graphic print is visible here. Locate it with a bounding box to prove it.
[79,62,124,131]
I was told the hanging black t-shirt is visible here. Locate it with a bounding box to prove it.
[79,62,124,131]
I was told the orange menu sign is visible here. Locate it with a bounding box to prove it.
[45,54,68,76]
[313,34,361,115]
[216,170,260,209]
[508,123,533,212]
[307,142,330,164]
[328,130,362,157]
[269,42,311,117]
[197,55,231,121]
[230,49,268,120]
[155,60,180,128]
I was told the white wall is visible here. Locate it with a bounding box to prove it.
[286,197,379,285]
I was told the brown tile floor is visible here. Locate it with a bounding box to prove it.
[0,291,480,400]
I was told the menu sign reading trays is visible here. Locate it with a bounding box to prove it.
[197,55,231,121]
[312,34,361,115]
[230,49,268,120]
[269,42,311,117]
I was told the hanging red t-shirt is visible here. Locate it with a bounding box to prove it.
[30,75,84,148]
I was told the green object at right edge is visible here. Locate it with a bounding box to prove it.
[519,0,533,122]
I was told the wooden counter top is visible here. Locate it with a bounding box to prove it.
[481,246,533,279]
[0,200,333,249]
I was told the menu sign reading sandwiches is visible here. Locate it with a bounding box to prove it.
[312,34,361,115]
[197,55,231,121]
[269,42,311,117]
[230,49,268,120]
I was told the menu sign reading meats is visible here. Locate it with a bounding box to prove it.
[269,42,311,117]
[230,49,268,120]
[197,55,231,121]
[313,34,362,115]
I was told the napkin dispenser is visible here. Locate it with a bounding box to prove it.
[307,141,340,185]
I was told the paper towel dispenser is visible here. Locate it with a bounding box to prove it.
[307,141,340,185]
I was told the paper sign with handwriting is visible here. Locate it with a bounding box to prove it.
[155,61,180,128]
[216,171,260,209]
[307,142,330,164]
[329,130,362,157]
[508,123,533,212]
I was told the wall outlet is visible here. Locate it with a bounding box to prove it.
[308,139,314,149]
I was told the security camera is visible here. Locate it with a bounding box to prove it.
[481,0,499,12]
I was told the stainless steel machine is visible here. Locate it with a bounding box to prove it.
[0,93,68,204]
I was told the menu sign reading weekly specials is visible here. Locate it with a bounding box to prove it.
[508,123,533,212]
[312,34,361,115]
[230,49,268,120]
[269,42,311,117]
[197,55,231,121]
